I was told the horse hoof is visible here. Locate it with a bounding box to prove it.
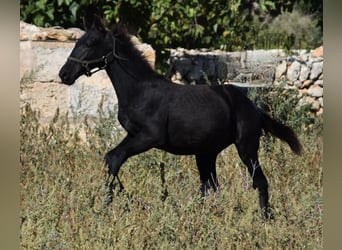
[262,208,275,221]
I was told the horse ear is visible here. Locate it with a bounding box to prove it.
[83,13,106,33]
[92,15,107,34]
[83,12,94,31]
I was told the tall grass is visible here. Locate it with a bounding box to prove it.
[20,87,322,249]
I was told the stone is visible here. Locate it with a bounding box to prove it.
[203,58,216,79]
[273,80,282,86]
[225,61,240,80]
[287,60,301,82]
[311,46,323,58]
[302,79,313,88]
[299,64,310,82]
[21,21,86,42]
[310,61,323,80]
[66,27,85,40]
[20,81,72,124]
[233,72,253,83]
[294,80,302,88]
[31,46,74,82]
[173,57,192,77]
[20,21,42,41]
[287,80,294,86]
[32,31,49,41]
[299,53,310,62]
[20,80,117,125]
[314,80,323,87]
[44,28,72,41]
[316,107,324,115]
[187,63,203,82]
[69,79,117,117]
[240,50,247,69]
[276,60,287,78]
[171,71,182,82]
[307,85,323,97]
[20,41,36,79]
[217,61,229,81]
[298,96,315,107]
[311,100,320,111]
[318,97,323,107]
[297,88,308,98]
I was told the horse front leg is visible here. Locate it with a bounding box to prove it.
[104,173,124,205]
[104,133,156,205]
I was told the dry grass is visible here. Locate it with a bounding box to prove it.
[20,97,322,249]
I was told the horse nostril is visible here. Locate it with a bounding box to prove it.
[58,67,75,85]
[59,68,68,81]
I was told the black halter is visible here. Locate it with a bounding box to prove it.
[67,33,127,77]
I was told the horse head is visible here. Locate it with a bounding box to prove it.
[59,15,112,85]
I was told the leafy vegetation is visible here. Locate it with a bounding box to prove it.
[20,0,322,53]
[20,84,322,248]
[247,86,323,135]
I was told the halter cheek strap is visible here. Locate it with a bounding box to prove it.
[67,33,127,77]
[68,51,112,76]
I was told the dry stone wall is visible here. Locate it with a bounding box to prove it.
[20,20,323,129]
[20,21,155,126]
[20,40,118,125]
[169,46,323,114]
[274,46,323,115]
[169,48,282,85]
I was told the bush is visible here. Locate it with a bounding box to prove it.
[265,10,322,51]
[20,0,322,54]
[247,86,322,135]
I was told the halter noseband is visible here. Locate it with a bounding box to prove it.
[67,33,127,77]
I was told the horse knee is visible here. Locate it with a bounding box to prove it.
[253,176,268,191]
[105,151,125,176]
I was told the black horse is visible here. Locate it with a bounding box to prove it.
[59,15,302,219]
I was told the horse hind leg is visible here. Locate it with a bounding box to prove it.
[195,154,219,197]
[235,141,271,220]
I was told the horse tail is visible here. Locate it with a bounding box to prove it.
[260,110,303,155]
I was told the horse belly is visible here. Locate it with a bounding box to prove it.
[165,106,234,155]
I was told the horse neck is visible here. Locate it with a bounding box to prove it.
[105,59,148,106]
[104,33,160,105]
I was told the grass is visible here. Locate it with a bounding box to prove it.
[20,88,323,249]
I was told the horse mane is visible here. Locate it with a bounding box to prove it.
[109,25,159,79]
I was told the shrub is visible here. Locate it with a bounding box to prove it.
[20,1,322,53]
[247,86,322,135]
[266,10,322,51]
